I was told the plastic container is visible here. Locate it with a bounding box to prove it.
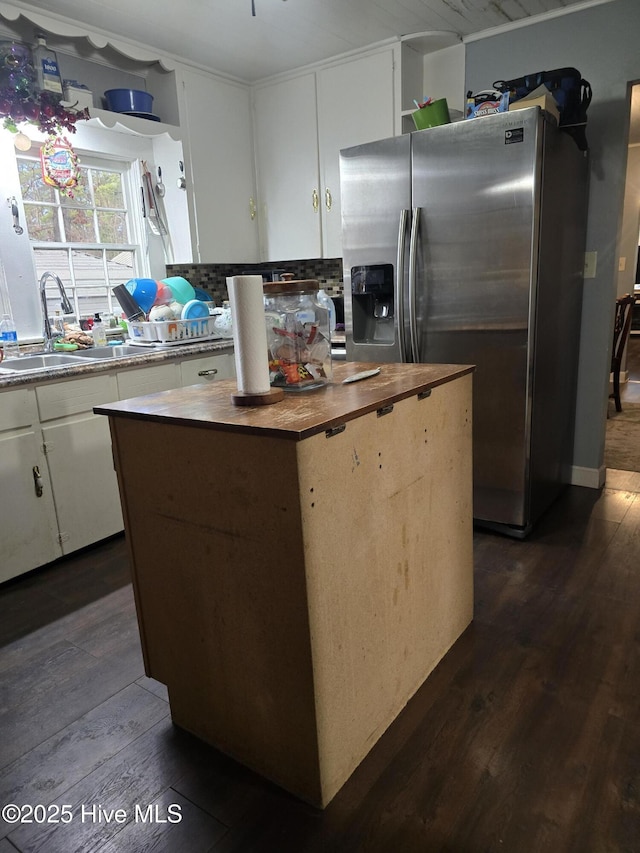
[62,81,93,111]
[412,98,450,130]
[162,276,195,305]
[181,299,210,319]
[32,35,63,95]
[104,88,153,114]
[0,313,20,359]
[125,278,157,313]
[263,276,332,391]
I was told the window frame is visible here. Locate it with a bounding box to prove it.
[19,149,149,327]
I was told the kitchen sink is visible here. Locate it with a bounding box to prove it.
[0,352,89,373]
[70,344,142,360]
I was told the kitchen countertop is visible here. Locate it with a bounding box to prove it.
[95,361,474,440]
[0,339,235,389]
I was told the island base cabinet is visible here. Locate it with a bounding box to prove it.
[109,372,473,808]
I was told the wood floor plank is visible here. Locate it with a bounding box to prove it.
[93,790,227,853]
[6,719,216,853]
[0,684,169,831]
[0,585,135,676]
[0,639,145,768]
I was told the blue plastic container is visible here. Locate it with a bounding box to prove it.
[104,88,153,114]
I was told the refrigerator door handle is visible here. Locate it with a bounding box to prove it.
[408,206,421,363]
[396,208,410,363]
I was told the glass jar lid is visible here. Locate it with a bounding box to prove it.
[263,273,319,295]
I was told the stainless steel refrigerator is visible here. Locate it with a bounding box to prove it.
[340,107,588,537]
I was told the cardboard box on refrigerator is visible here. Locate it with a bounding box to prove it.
[509,91,560,123]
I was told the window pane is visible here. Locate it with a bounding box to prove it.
[62,208,97,242]
[24,205,60,241]
[106,250,135,286]
[71,249,103,285]
[76,286,110,318]
[97,210,128,244]
[61,176,92,208]
[18,160,55,203]
[93,170,124,208]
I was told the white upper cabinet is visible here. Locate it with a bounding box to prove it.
[253,73,322,262]
[177,67,259,263]
[316,48,395,258]
[253,46,396,262]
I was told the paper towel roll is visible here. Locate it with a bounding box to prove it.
[226,275,270,395]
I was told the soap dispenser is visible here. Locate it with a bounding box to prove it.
[92,313,107,347]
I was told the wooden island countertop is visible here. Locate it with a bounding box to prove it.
[95,361,473,439]
[96,361,475,808]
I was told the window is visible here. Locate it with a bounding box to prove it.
[17,151,145,323]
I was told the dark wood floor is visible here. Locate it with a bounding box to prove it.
[2,467,640,853]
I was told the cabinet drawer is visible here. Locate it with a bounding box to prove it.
[36,375,118,422]
[0,387,38,431]
[181,352,235,386]
[117,362,181,400]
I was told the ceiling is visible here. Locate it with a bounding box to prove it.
[3,0,614,83]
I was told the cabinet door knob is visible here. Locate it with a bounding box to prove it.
[312,189,319,213]
[32,465,44,497]
[249,197,257,220]
[197,368,218,377]
[325,188,333,211]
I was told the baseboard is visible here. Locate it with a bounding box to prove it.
[609,370,630,389]
[570,464,606,489]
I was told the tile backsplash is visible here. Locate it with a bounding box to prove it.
[165,258,344,305]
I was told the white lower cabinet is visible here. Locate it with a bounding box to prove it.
[180,352,235,386]
[0,388,60,583]
[0,349,235,581]
[37,374,122,556]
[117,362,181,400]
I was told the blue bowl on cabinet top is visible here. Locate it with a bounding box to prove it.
[104,89,153,114]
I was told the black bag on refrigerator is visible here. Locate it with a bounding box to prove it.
[493,68,592,150]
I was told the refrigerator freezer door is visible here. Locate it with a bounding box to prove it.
[340,134,411,363]
[411,109,544,528]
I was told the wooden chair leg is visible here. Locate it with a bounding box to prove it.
[612,368,622,412]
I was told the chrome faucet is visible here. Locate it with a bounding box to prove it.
[39,272,73,352]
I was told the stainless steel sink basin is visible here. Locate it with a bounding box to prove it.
[70,344,142,360]
[0,352,88,373]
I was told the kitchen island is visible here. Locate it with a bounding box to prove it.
[95,361,474,808]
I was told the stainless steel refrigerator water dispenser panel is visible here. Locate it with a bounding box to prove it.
[351,264,395,346]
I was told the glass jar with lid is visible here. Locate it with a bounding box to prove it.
[263,275,332,390]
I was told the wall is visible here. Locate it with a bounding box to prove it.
[465,0,640,486]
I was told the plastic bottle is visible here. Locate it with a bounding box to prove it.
[92,313,107,347]
[32,34,63,95]
[317,289,336,334]
[0,313,20,359]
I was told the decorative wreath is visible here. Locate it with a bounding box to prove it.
[40,135,80,198]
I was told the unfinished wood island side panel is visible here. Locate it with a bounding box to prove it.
[97,362,474,808]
